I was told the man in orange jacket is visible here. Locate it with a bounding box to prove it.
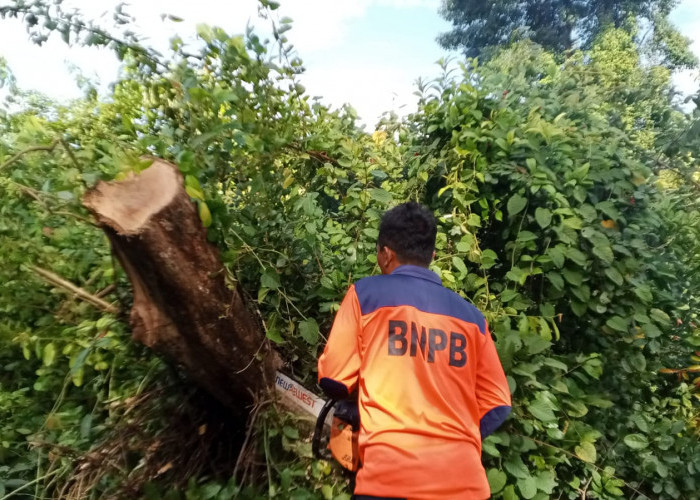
[318,202,511,500]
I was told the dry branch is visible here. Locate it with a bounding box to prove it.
[30,265,119,314]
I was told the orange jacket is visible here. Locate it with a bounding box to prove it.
[318,265,511,500]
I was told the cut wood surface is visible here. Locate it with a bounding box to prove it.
[84,159,280,410]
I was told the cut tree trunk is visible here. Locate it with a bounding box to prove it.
[83,158,280,410]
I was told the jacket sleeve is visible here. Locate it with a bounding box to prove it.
[476,322,512,438]
[317,285,362,400]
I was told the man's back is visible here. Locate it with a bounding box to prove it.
[318,265,511,500]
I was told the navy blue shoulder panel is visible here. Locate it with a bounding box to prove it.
[354,274,486,334]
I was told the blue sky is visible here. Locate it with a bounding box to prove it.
[0,0,698,127]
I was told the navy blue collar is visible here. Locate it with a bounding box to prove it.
[390,265,442,285]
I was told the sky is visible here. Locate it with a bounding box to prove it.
[0,0,699,128]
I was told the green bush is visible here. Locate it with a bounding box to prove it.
[0,5,698,499]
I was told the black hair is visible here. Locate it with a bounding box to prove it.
[377,202,437,267]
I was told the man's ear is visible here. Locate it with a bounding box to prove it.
[432,250,436,262]
[385,246,398,263]
[378,245,397,274]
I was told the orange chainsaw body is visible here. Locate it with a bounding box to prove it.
[328,415,360,471]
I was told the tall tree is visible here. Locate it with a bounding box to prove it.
[438,0,697,68]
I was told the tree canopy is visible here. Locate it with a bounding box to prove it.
[438,0,698,69]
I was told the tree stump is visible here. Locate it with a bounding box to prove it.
[84,159,280,410]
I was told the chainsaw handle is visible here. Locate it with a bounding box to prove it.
[312,398,336,460]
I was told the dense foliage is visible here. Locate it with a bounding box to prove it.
[438,0,698,69]
[0,1,699,499]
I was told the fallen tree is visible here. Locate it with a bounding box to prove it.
[83,159,280,411]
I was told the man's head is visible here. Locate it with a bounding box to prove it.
[376,202,437,274]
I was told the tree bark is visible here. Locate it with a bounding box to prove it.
[83,158,280,410]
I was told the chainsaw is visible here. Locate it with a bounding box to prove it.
[274,371,359,472]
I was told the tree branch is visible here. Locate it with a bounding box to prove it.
[30,265,119,314]
[0,140,60,172]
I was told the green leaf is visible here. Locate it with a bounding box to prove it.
[633,285,653,304]
[566,247,587,266]
[363,227,379,239]
[197,24,215,42]
[535,207,552,228]
[72,366,84,387]
[524,335,551,355]
[517,231,537,242]
[605,315,629,332]
[571,301,588,317]
[623,433,649,450]
[572,162,590,180]
[592,244,614,264]
[261,271,281,290]
[80,414,93,439]
[185,185,205,201]
[282,425,299,439]
[582,357,603,378]
[200,484,222,499]
[571,285,591,302]
[321,484,333,500]
[643,323,663,338]
[565,399,588,417]
[487,469,507,494]
[605,267,624,286]
[71,348,89,376]
[650,308,671,326]
[480,249,498,269]
[502,485,518,500]
[586,395,613,408]
[632,414,649,433]
[298,318,319,345]
[504,455,530,479]
[506,267,528,285]
[481,436,500,457]
[265,326,284,344]
[517,476,538,499]
[198,201,212,228]
[562,217,583,229]
[369,188,392,204]
[562,268,583,286]
[185,174,201,190]
[547,246,566,268]
[629,351,646,371]
[596,200,622,221]
[43,342,56,367]
[543,358,568,371]
[547,272,564,290]
[481,440,500,457]
[535,470,557,494]
[527,397,557,422]
[452,256,468,274]
[507,193,527,216]
[575,441,597,463]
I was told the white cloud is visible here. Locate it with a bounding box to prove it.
[7,0,696,127]
[301,61,421,127]
[0,16,119,100]
[269,0,439,54]
[0,0,446,124]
